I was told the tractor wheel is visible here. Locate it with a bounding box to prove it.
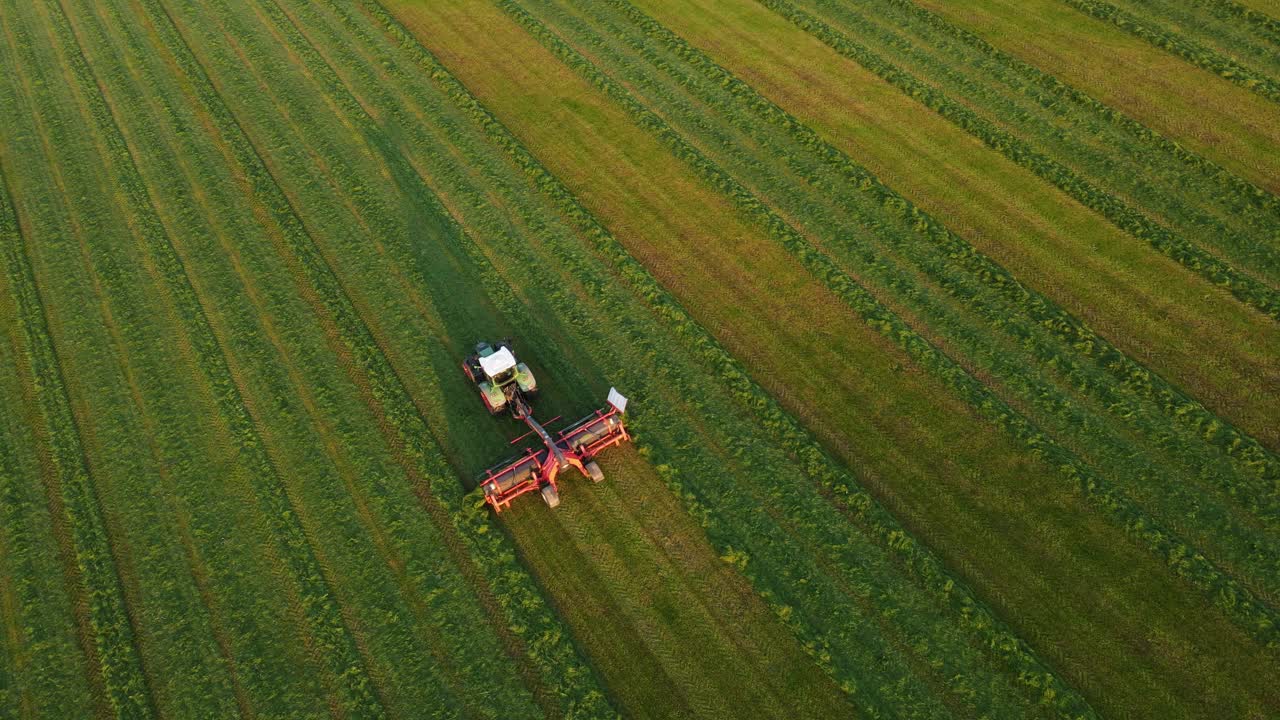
[541,485,561,509]
[585,461,604,484]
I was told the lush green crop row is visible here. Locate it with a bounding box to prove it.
[1059,0,1280,104]
[757,0,1280,319]
[496,0,1280,647]
[520,0,1280,611]
[356,3,1108,716]
[133,0,618,714]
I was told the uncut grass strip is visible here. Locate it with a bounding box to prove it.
[349,4,1102,715]
[75,1,495,713]
[521,0,1280,580]
[856,0,1280,221]
[755,0,1280,320]
[275,6,1070,713]
[30,2,393,715]
[492,0,1280,647]
[594,0,1280,515]
[135,1,618,714]
[1058,0,1280,105]
[0,22,158,720]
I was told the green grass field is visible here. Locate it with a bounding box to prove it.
[1,0,1277,718]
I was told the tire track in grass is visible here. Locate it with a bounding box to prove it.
[0,10,160,718]
[139,0,616,715]
[490,0,1280,649]
[26,1,393,716]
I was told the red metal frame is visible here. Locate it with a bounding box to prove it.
[480,405,630,513]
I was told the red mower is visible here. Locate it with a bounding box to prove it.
[463,340,630,512]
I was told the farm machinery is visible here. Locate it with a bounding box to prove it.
[463,340,630,512]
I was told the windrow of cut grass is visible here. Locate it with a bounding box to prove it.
[500,0,1280,643]
[809,0,1280,282]
[755,0,1280,319]
[628,0,1280,454]
[909,0,1280,192]
[1099,0,1280,80]
[510,0,1280,614]
[1055,0,1280,104]
[0,179,97,720]
[250,1,857,716]
[373,1,1279,718]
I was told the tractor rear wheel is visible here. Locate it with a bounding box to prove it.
[585,461,604,483]
[541,484,560,509]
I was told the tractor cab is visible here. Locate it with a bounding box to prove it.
[464,341,537,415]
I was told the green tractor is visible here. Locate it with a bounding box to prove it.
[462,340,538,416]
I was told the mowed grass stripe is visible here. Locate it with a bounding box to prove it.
[498,0,1280,643]
[375,1,1280,717]
[909,0,1280,192]
[785,0,1280,302]
[19,0,400,715]
[628,0,1280,454]
[138,0,615,714]
[0,8,162,717]
[519,0,1280,605]
[77,0,507,713]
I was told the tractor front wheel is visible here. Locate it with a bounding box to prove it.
[541,485,561,509]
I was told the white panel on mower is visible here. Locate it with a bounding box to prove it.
[607,387,628,414]
[478,347,517,378]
